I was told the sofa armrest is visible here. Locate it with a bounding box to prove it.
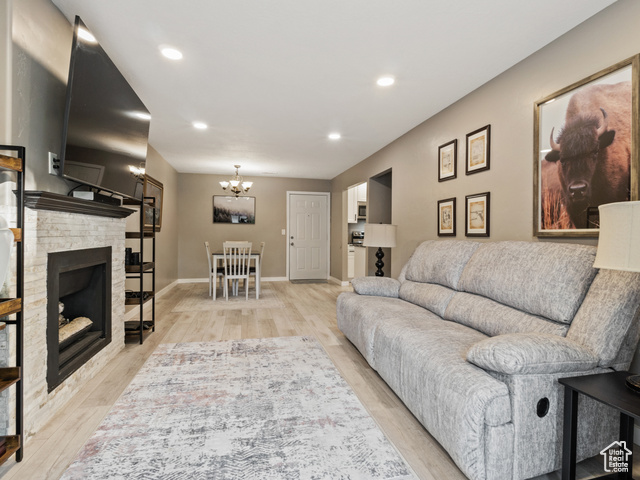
[467,332,598,375]
[350,277,400,298]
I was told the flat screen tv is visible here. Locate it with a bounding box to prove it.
[60,16,150,200]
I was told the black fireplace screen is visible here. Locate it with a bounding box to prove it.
[47,247,112,392]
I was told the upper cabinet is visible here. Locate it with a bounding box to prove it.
[347,182,367,224]
[347,186,357,223]
[357,182,367,203]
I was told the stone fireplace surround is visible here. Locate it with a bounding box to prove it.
[21,197,129,439]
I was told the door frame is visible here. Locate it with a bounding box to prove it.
[286,191,331,281]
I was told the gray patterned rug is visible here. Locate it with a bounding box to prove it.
[61,336,417,479]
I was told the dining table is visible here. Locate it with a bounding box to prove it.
[211,252,261,301]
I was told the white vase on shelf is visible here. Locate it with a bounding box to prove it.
[0,215,14,290]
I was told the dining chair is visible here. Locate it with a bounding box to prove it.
[222,241,252,300]
[248,241,265,299]
[204,241,224,297]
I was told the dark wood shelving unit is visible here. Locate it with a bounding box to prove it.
[125,262,155,274]
[124,196,156,344]
[124,291,154,306]
[0,145,25,464]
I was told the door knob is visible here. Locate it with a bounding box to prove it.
[290,242,294,246]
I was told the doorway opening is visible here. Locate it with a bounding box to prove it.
[367,170,392,276]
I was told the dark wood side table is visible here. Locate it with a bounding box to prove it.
[559,371,640,480]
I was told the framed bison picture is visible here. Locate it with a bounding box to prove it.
[534,54,640,237]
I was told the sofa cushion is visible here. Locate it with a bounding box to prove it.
[405,240,480,290]
[336,292,437,370]
[458,241,597,324]
[444,292,568,338]
[467,333,599,374]
[567,269,640,367]
[372,315,512,480]
[398,281,456,317]
[351,276,400,298]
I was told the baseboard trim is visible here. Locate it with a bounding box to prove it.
[178,277,288,284]
[329,276,350,287]
[156,280,179,298]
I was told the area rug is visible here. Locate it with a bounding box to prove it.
[172,283,285,312]
[61,336,417,479]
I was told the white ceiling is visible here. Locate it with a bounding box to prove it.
[51,0,616,180]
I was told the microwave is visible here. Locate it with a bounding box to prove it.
[358,203,366,218]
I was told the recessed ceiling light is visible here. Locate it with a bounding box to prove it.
[161,47,183,60]
[193,121,208,130]
[376,76,395,87]
[328,133,341,140]
[77,27,97,44]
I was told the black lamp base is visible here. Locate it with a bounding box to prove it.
[626,374,640,393]
[375,247,385,277]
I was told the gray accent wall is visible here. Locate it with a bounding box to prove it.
[9,0,181,293]
[330,0,639,280]
[178,174,330,280]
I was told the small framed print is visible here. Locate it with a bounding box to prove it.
[465,192,490,237]
[466,125,491,175]
[437,198,456,236]
[438,139,457,182]
[143,175,163,232]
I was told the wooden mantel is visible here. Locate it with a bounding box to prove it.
[24,191,135,219]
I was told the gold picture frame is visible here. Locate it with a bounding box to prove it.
[533,54,639,237]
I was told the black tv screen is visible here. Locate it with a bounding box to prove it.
[60,16,150,200]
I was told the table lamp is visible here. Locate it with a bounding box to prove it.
[593,200,640,392]
[363,224,397,277]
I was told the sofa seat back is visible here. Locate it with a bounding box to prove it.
[457,241,597,324]
[444,292,569,337]
[404,240,479,288]
[398,239,640,367]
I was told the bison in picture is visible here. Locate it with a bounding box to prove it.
[544,81,631,229]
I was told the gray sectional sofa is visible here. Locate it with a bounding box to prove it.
[337,240,640,480]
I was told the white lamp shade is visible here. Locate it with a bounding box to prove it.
[593,201,640,272]
[363,224,397,248]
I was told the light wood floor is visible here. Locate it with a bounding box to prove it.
[0,281,635,479]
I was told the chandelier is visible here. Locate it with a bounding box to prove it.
[219,165,253,197]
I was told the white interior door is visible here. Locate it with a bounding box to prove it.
[288,193,328,280]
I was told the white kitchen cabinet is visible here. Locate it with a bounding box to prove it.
[347,183,366,224]
[357,182,367,203]
[347,245,355,277]
[347,186,358,223]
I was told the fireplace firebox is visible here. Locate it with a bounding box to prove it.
[47,247,112,392]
